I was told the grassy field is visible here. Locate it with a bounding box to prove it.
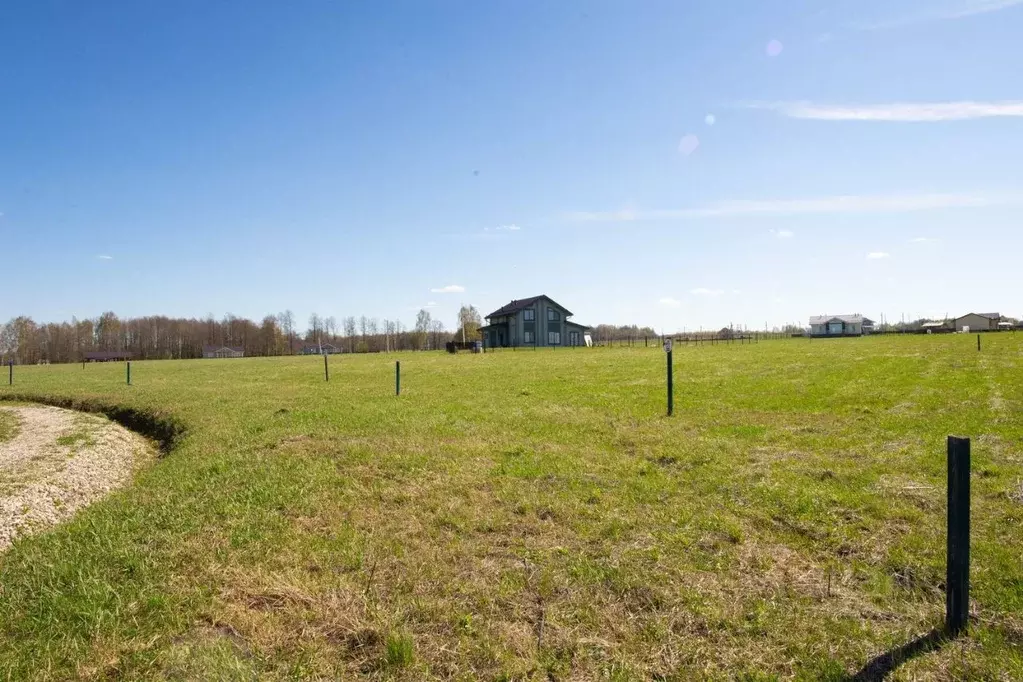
[1,335,1021,680]
[0,410,18,444]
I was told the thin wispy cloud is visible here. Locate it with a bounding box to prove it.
[745,100,1023,122]
[770,229,795,239]
[431,284,465,294]
[867,252,892,260]
[691,287,724,296]
[483,224,522,232]
[659,297,682,308]
[566,191,1020,223]
[97,255,114,260]
[856,0,1023,29]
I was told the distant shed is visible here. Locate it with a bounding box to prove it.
[921,321,953,334]
[202,345,245,359]
[954,313,1000,332]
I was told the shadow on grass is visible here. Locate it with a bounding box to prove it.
[0,393,185,454]
[849,629,949,681]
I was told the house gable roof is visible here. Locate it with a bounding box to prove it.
[809,314,870,325]
[301,342,339,350]
[957,312,1000,320]
[203,345,244,353]
[486,295,573,318]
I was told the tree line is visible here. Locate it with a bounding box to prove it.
[0,306,494,365]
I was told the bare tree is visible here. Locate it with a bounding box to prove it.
[260,315,281,355]
[308,313,322,347]
[367,318,380,352]
[455,305,483,343]
[278,310,296,354]
[343,316,357,352]
[429,319,447,350]
[414,309,431,350]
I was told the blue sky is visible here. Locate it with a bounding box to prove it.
[2,0,1023,332]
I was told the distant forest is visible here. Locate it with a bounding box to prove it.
[0,310,658,364]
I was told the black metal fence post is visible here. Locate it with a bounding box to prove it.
[666,346,674,417]
[324,353,329,382]
[395,361,401,395]
[8,361,12,385]
[946,436,971,636]
[126,361,131,386]
[977,335,981,352]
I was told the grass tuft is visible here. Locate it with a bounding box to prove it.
[384,632,415,669]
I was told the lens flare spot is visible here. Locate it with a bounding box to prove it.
[677,134,700,156]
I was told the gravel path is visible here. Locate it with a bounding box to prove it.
[0,405,154,552]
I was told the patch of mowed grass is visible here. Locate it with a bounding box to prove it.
[0,335,1022,680]
[55,430,96,448]
[0,408,18,444]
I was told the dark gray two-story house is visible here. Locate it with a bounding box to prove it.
[481,295,591,348]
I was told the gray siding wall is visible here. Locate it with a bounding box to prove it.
[490,298,576,347]
[956,314,996,332]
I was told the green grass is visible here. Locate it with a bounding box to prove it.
[0,409,18,444]
[0,335,1021,680]
[55,430,96,448]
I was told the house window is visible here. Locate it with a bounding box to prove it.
[524,309,535,321]
[548,331,560,345]
[547,309,560,321]
[523,331,533,344]
[569,331,579,346]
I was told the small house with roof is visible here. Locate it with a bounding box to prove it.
[202,345,245,359]
[296,341,343,355]
[481,295,591,348]
[954,313,1001,332]
[921,321,953,334]
[809,314,874,338]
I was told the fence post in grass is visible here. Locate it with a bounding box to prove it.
[946,436,971,637]
[665,338,674,416]
[395,360,400,395]
[324,353,329,382]
[8,361,12,385]
[126,360,131,386]
[977,334,981,352]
